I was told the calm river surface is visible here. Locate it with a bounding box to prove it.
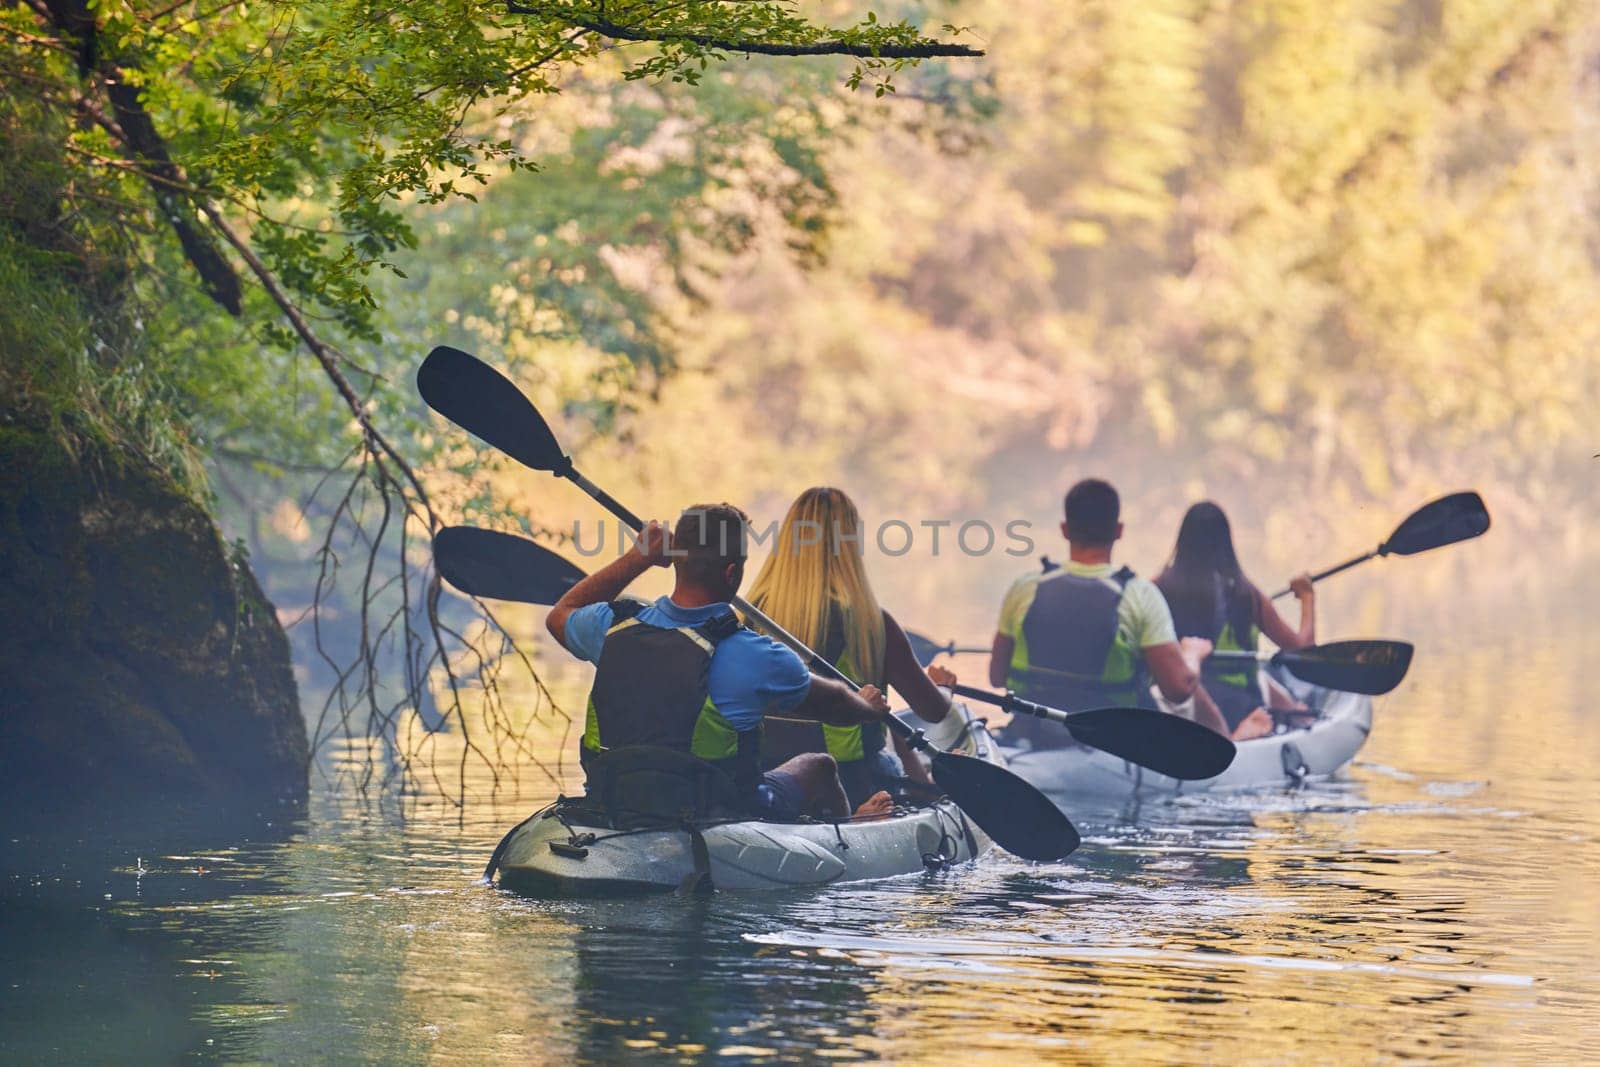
[4,562,1598,1063]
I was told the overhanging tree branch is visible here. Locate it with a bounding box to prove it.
[507,4,984,58]
[33,0,244,314]
[198,202,434,518]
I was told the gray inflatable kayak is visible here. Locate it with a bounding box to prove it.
[1003,668,1374,796]
[495,704,1000,896]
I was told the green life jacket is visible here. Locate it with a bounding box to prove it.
[1198,617,1264,733]
[1005,563,1145,749]
[579,600,762,802]
[1212,619,1260,689]
[759,606,886,766]
[1187,576,1264,730]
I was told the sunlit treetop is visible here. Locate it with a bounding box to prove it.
[8,0,976,342]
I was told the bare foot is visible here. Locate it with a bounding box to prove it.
[1231,707,1275,742]
[852,791,894,820]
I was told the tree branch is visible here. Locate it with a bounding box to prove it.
[36,0,244,313]
[507,5,984,58]
[198,203,438,522]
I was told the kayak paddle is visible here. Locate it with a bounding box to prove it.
[433,526,585,605]
[1209,639,1413,696]
[949,684,1236,780]
[436,527,1238,783]
[904,630,989,667]
[1271,491,1490,599]
[419,345,1080,862]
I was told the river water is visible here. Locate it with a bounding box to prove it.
[4,562,1597,1063]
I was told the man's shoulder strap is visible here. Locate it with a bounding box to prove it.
[1111,564,1136,588]
[695,610,744,645]
[604,599,741,645]
[607,598,649,625]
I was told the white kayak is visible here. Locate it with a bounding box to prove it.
[496,704,1000,896]
[1002,667,1374,797]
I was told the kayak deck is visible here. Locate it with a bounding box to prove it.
[1004,667,1375,797]
[495,704,999,896]
[498,797,985,896]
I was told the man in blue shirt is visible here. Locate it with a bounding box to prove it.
[546,503,893,820]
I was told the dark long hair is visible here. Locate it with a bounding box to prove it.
[1155,501,1258,646]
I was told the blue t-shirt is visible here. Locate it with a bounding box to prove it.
[561,596,812,732]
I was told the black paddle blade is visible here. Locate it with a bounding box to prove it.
[433,526,586,605]
[417,346,568,472]
[929,751,1079,860]
[1061,707,1237,780]
[1381,491,1490,556]
[904,630,948,668]
[1275,639,1414,695]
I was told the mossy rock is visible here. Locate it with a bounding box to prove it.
[0,419,308,817]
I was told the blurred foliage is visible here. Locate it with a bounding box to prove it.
[336,0,1597,650]
[486,0,1598,553]
[1,0,974,478]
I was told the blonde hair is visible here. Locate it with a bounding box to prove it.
[749,487,885,684]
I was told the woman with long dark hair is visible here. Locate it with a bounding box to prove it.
[1155,502,1315,740]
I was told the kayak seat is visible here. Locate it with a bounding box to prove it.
[573,745,750,830]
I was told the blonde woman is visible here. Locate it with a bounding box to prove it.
[748,487,958,816]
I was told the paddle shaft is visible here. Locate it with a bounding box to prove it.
[1270,549,1378,600]
[1207,649,1276,664]
[560,467,935,754]
[932,642,989,657]
[1270,492,1490,599]
[949,683,1088,731]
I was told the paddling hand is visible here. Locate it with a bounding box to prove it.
[1179,636,1213,662]
[926,664,957,688]
[1289,572,1314,600]
[634,520,673,567]
[858,684,891,718]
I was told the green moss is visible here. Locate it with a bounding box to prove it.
[0,227,207,504]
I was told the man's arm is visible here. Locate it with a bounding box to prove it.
[989,634,1013,688]
[1146,635,1220,697]
[790,676,889,727]
[1144,640,1201,704]
[1189,680,1232,737]
[1132,578,1212,705]
[989,576,1033,688]
[546,520,668,646]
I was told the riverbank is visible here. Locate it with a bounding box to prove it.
[0,421,308,820]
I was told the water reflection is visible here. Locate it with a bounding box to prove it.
[555,898,883,1061]
[0,803,302,1062]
